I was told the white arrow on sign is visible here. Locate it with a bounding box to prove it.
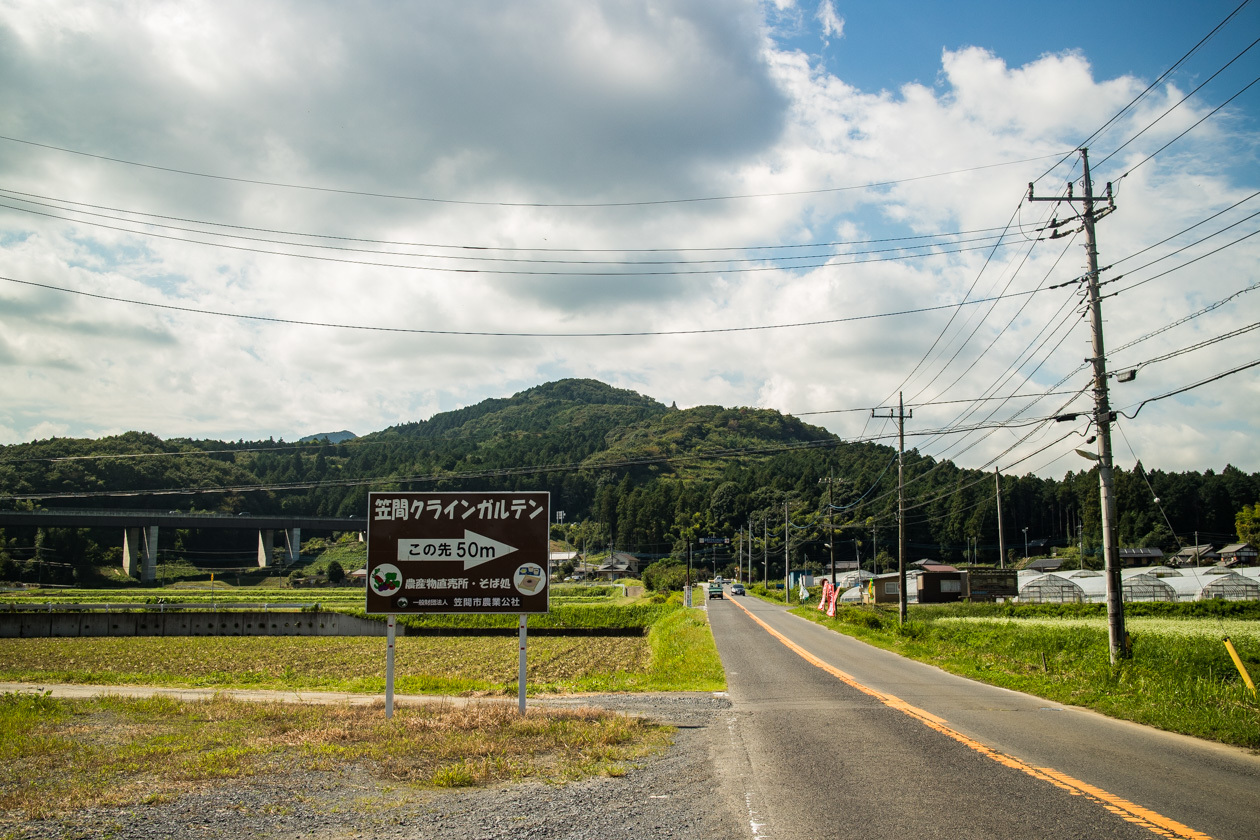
[396,530,519,570]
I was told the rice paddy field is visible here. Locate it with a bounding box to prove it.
[0,584,725,695]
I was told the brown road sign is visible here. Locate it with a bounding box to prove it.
[366,491,550,615]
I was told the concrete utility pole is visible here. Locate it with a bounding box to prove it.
[820,474,837,585]
[873,393,911,625]
[784,501,791,602]
[1030,147,1126,662]
[995,469,1006,570]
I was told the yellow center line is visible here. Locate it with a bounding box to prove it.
[728,598,1212,840]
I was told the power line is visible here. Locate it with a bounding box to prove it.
[0,273,1049,338]
[792,389,1085,417]
[880,195,1033,405]
[1127,321,1260,372]
[1118,358,1260,419]
[0,197,1023,277]
[906,227,1081,432]
[1093,33,1260,171]
[1107,190,1260,269]
[1034,0,1255,185]
[1105,225,1260,298]
[1109,281,1260,356]
[0,134,1070,209]
[1115,72,1260,181]
[0,186,1041,257]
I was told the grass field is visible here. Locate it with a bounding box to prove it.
[791,602,1260,749]
[938,614,1260,643]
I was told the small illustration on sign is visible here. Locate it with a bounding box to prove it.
[370,564,402,596]
[515,563,544,595]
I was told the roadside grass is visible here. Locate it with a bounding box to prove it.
[790,603,1260,749]
[641,605,725,692]
[0,691,671,817]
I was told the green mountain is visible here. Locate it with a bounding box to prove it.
[0,378,1255,584]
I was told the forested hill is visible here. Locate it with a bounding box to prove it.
[0,378,839,516]
[0,378,1255,568]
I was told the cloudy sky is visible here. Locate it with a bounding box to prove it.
[1,0,1257,480]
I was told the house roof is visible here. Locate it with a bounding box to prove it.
[596,552,641,572]
[1119,547,1164,558]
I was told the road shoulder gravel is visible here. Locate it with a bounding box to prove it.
[1,686,749,840]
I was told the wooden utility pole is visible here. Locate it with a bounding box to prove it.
[1030,148,1126,662]
[873,393,911,624]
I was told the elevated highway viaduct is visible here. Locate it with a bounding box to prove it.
[0,509,366,583]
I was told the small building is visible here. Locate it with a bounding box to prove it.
[1217,543,1258,567]
[594,552,641,580]
[866,573,903,605]
[1171,545,1218,566]
[917,566,965,603]
[1118,547,1164,567]
[1026,556,1062,573]
[789,571,814,589]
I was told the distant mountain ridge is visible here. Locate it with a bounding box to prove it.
[0,378,1253,569]
[297,430,357,444]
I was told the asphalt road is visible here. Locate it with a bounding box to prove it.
[706,592,1260,840]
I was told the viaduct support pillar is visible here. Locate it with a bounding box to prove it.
[123,526,158,583]
[257,530,275,568]
[284,527,301,567]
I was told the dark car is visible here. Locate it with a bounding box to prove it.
[730,583,745,596]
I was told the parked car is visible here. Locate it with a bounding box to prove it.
[730,583,745,596]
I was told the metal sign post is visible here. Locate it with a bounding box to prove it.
[385,614,396,719]
[518,614,528,714]
[367,491,550,716]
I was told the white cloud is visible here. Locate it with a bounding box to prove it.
[0,0,1255,480]
[816,1,843,42]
